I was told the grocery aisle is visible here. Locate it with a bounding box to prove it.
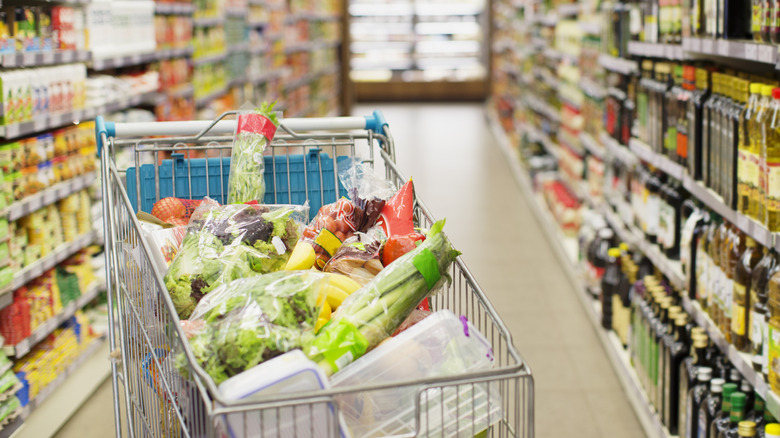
[55,103,644,438]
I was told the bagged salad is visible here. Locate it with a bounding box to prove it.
[164,200,307,319]
[177,272,334,385]
[227,102,280,204]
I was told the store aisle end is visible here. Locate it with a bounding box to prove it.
[55,103,644,438]
[353,103,645,438]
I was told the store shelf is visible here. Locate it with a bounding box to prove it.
[193,16,226,27]
[579,132,605,160]
[628,138,685,180]
[628,139,775,248]
[682,38,778,65]
[10,232,96,292]
[5,281,105,358]
[488,106,670,438]
[5,172,96,222]
[0,416,23,438]
[598,54,638,75]
[627,42,686,60]
[17,338,109,438]
[282,65,340,91]
[192,51,228,67]
[154,2,195,15]
[195,85,229,108]
[0,50,90,68]
[600,131,638,167]
[91,48,193,71]
[284,39,340,54]
[523,94,560,123]
[0,92,156,140]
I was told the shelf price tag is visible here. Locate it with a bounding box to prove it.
[746,44,759,60]
[759,45,776,63]
[702,39,714,53]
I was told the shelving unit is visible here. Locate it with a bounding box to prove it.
[349,0,488,100]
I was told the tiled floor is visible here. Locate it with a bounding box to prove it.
[54,103,645,437]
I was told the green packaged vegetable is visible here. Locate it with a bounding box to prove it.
[164,201,307,319]
[305,219,459,375]
[227,102,280,204]
[177,271,332,385]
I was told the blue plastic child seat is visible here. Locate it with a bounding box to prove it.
[125,150,349,216]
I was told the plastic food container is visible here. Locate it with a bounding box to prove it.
[217,349,349,438]
[330,309,502,438]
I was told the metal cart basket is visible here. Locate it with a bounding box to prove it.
[95,111,534,438]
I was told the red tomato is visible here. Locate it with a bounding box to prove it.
[382,232,426,266]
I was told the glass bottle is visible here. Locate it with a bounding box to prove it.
[762,0,772,41]
[772,1,780,44]
[689,67,711,180]
[696,215,713,307]
[681,334,710,434]
[733,236,763,352]
[710,382,739,438]
[755,0,766,41]
[740,83,761,216]
[665,314,692,433]
[745,83,763,219]
[602,247,622,330]
[765,87,780,231]
[639,60,654,143]
[750,249,777,372]
[698,377,726,438]
[725,78,746,209]
[666,65,681,160]
[707,219,723,321]
[679,65,694,168]
[685,366,713,438]
[756,85,774,226]
[647,173,663,244]
[767,264,780,389]
[704,73,723,188]
[713,392,747,438]
[725,227,746,342]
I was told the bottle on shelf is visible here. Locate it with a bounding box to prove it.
[659,304,683,414]
[722,0,753,40]
[755,84,774,225]
[602,247,623,330]
[724,78,746,209]
[685,366,713,438]
[733,236,763,352]
[680,334,710,434]
[688,67,712,181]
[666,64,682,161]
[614,243,636,346]
[710,382,739,438]
[724,226,746,342]
[736,421,758,438]
[682,200,705,294]
[678,65,694,168]
[765,87,780,231]
[746,83,764,220]
[772,2,780,44]
[766,423,780,438]
[587,228,616,294]
[746,394,765,427]
[749,247,777,373]
[754,0,766,41]
[767,261,780,389]
[652,295,674,407]
[665,313,692,434]
[703,73,723,188]
[639,60,653,145]
[740,83,761,217]
[647,173,663,244]
[761,0,772,42]
[698,377,726,438]
[712,392,747,438]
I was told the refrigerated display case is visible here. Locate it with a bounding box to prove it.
[349,0,488,100]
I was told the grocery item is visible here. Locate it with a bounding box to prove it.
[323,230,384,285]
[226,103,280,204]
[178,272,332,385]
[296,198,370,270]
[331,310,500,437]
[164,202,306,319]
[306,219,459,375]
[376,179,414,237]
[216,349,348,438]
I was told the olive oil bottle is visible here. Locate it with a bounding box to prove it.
[740,83,761,216]
[765,87,780,231]
[689,67,712,180]
[733,237,764,352]
[710,382,739,438]
[756,85,774,225]
[746,83,764,219]
[750,248,778,372]
[766,264,780,391]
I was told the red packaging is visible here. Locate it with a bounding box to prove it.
[377,179,414,237]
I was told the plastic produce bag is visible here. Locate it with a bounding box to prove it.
[337,159,395,231]
[297,198,368,270]
[227,102,280,204]
[331,310,501,438]
[322,228,384,285]
[164,201,308,319]
[177,272,333,385]
[305,220,459,375]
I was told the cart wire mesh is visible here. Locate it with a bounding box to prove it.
[97,111,534,438]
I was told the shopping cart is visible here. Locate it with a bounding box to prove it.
[96,111,534,438]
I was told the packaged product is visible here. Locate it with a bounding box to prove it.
[227,103,280,204]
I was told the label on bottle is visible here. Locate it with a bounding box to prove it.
[767,161,780,211]
[732,286,747,335]
[769,326,780,389]
[648,194,660,236]
[750,306,764,353]
[755,2,764,34]
[697,408,708,438]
